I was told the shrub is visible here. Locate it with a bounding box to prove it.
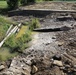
[29,18,40,31]
[27,0,35,3]
[20,0,28,5]
[20,0,36,5]
[16,30,31,51]
[0,16,12,41]
[4,34,17,52]
[7,0,19,9]
[4,30,31,53]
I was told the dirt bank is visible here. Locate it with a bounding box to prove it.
[20,2,76,10]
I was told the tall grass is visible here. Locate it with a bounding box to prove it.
[0,15,13,41]
[29,18,40,31]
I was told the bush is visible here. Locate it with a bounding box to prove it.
[4,34,17,52]
[27,0,35,3]
[7,0,19,9]
[16,30,31,51]
[4,30,31,53]
[20,0,28,5]
[20,0,36,5]
[29,18,40,31]
[0,16,12,41]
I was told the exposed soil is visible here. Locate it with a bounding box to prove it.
[19,2,76,10]
[0,2,76,75]
[29,14,76,75]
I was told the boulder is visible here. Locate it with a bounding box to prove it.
[0,65,5,71]
[53,60,63,67]
[31,65,38,74]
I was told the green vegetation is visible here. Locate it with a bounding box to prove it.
[29,18,40,31]
[0,15,13,41]
[0,16,31,61]
[0,16,17,61]
[0,0,76,61]
[0,15,40,61]
[16,26,28,38]
[0,47,17,61]
[4,30,31,53]
[0,0,76,11]
[5,0,76,9]
[0,1,8,15]
[4,18,40,53]
[7,0,19,9]
[0,1,7,9]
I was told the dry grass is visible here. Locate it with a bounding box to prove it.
[16,26,28,38]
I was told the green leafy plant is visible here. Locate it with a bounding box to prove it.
[20,0,36,5]
[0,16,13,41]
[29,18,40,31]
[4,30,31,53]
[7,0,19,9]
[4,34,17,52]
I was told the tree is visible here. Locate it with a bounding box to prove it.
[20,0,35,5]
[7,0,19,9]
[20,0,28,5]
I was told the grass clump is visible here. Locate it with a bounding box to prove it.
[29,18,40,31]
[0,15,16,61]
[0,17,40,61]
[4,30,31,53]
[0,15,13,41]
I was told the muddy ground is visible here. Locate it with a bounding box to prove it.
[0,2,76,75]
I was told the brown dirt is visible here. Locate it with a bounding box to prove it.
[20,2,76,10]
[1,2,76,75]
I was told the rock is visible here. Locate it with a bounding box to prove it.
[31,65,38,74]
[60,67,65,70]
[53,60,63,67]
[56,41,64,46]
[60,26,71,31]
[73,68,76,72]
[52,36,56,39]
[63,53,76,65]
[57,15,72,21]
[0,65,5,71]
[58,42,64,46]
[22,65,31,75]
[74,65,76,68]
[22,58,32,66]
[65,65,71,68]
[51,66,62,75]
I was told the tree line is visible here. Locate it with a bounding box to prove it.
[7,0,39,9]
